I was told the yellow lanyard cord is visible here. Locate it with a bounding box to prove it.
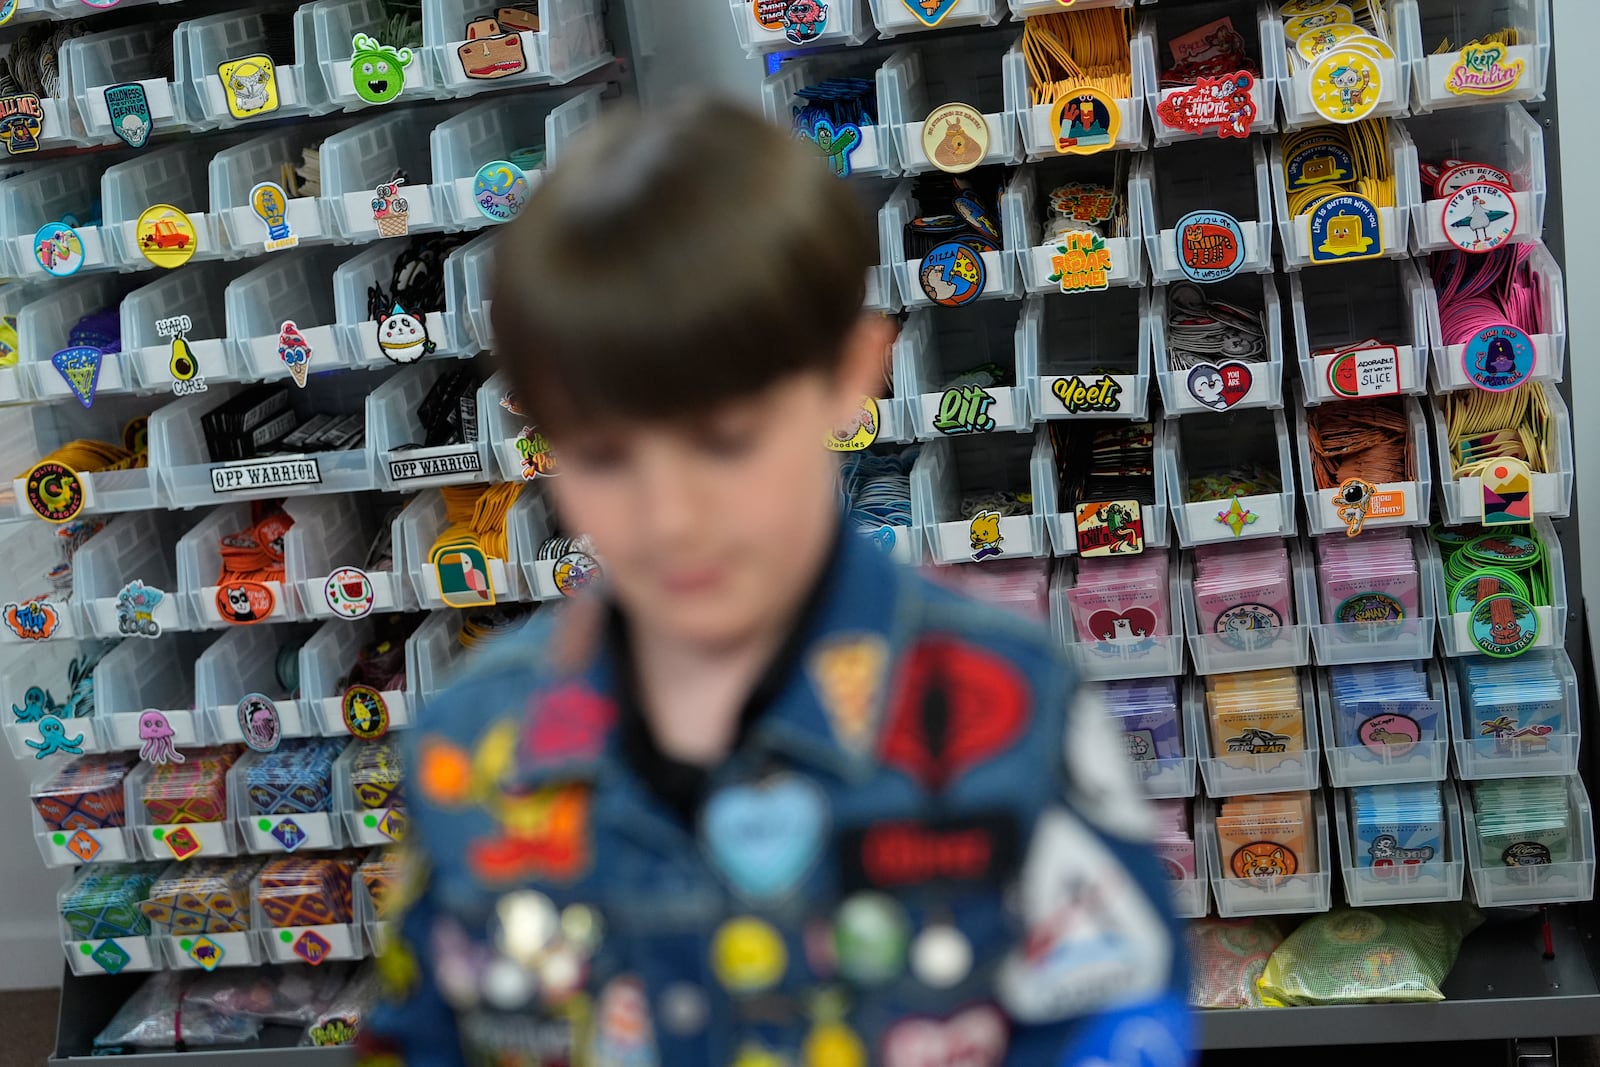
[1447,384,1550,477]
[1023,8,1133,106]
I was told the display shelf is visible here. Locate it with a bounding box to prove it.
[1198,788,1333,918]
[318,109,450,241]
[1180,536,1314,676]
[883,35,1022,175]
[1278,0,1420,130]
[1134,137,1274,283]
[122,262,255,394]
[894,302,1032,439]
[1428,381,1573,525]
[1410,0,1551,114]
[72,509,191,640]
[231,744,350,856]
[283,493,415,622]
[0,157,120,281]
[302,617,415,737]
[1005,30,1146,160]
[1022,285,1152,423]
[1447,647,1582,782]
[870,0,1003,37]
[1426,241,1566,394]
[198,624,321,748]
[1293,390,1434,541]
[1463,774,1594,908]
[1334,779,1466,907]
[1162,405,1297,547]
[8,398,166,519]
[889,183,1021,310]
[176,504,303,630]
[36,796,139,873]
[1188,668,1322,797]
[1050,551,1186,680]
[1004,158,1145,296]
[867,179,910,313]
[125,754,242,864]
[210,125,342,254]
[332,237,478,372]
[1152,273,1285,416]
[1135,0,1281,146]
[1292,257,1431,405]
[727,0,873,56]
[911,432,1049,566]
[224,246,358,386]
[1408,103,1547,253]
[424,0,611,92]
[59,869,164,978]
[1318,658,1452,788]
[366,363,489,490]
[1270,120,1419,270]
[97,633,216,756]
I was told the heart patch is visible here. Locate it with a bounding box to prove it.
[882,1003,1008,1067]
[1184,361,1254,410]
[1086,608,1158,643]
[704,775,828,901]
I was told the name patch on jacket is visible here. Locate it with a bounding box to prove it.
[838,813,1020,891]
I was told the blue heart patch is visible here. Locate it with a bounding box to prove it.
[902,0,961,27]
[704,776,828,901]
[869,525,897,554]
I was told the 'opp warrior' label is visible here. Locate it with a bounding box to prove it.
[387,449,482,482]
[211,457,322,493]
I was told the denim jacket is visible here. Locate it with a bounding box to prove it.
[362,531,1191,1066]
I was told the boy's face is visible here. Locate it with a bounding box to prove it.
[546,317,893,649]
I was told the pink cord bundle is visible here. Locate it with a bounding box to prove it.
[1432,244,1543,346]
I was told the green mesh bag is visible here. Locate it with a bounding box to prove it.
[1258,905,1482,1006]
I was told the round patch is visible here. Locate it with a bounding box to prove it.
[553,551,601,597]
[136,205,199,269]
[1309,193,1382,261]
[1281,0,1340,16]
[826,396,880,452]
[1464,532,1541,566]
[1451,568,1528,614]
[918,241,986,306]
[236,693,282,753]
[24,461,85,524]
[712,918,786,994]
[342,684,390,739]
[1443,181,1516,253]
[323,566,376,619]
[34,222,86,277]
[834,892,909,987]
[1462,323,1535,392]
[1286,7,1353,42]
[1503,841,1553,867]
[1214,603,1282,649]
[1334,591,1405,624]
[492,890,559,967]
[1051,86,1120,156]
[216,581,275,624]
[0,1,19,28]
[909,923,971,989]
[752,0,785,30]
[1358,713,1420,756]
[1431,522,1481,548]
[659,983,709,1036]
[1310,49,1382,123]
[1174,210,1246,282]
[921,102,989,174]
[1296,22,1367,64]
[781,0,827,44]
[1436,162,1512,198]
[1469,592,1540,658]
[1230,840,1299,879]
[473,160,531,224]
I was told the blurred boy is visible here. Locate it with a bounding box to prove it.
[362,97,1188,1067]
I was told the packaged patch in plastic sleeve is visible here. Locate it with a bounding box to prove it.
[1186,917,1287,1009]
[304,965,380,1046]
[358,851,400,918]
[246,737,345,814]
[350,737,405,811]
[188,963,351,1025]
[143,749,239,824]
[33,753,136,831]
[1259,905,1483,1005]
[61,864,165,941]
[257,853,360,927]
[93,972,263,1051]
[141,859,262,936]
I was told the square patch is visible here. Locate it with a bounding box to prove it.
[270,818,306,852]
[293,929,333,966]
[377,809,408,842]
[187,935,225,971]
[91,940,131,974]
[67,829,101,863]
[165,825,203,861]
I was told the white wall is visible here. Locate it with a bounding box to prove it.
[0,749,71,989]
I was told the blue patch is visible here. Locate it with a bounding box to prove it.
[904,0,961,27]
[1463,324,1534,393]
[1054,993,1194,1067]
[704,776,827,901]
[1308,193,1383,264]
[104,83,153,149]
[271,817,307,852]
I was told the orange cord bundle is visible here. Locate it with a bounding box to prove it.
[1023,8,1134,106]
[1307,397,1414,489]
[218,502,295,585]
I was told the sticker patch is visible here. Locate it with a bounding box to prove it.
[1443,181,1516,253]
[1052,374,1123,414]
[1331,478,1405,535]
[1052,86,1121,155]
[1464,325,1535,392]
[1311,49,1382,122]
[377,808,407,841]
[1175,210,1246,282]
[1185,360,1253,410]
[248,181,298,251]
[294,929,334,966]
[1075,500,1144,557]
[164,825,203,861]
[217,581,275,624]
[1156,72,1256,138]
[104,83,152,148]
[473,160,531,223]
[918,241,986,306]
[1447,42,1525,96]
[188,936,225,971]
[33,222,84,276]
[1051,230,1113,293]
[324,566,376,618]
[1309,193,1383,263]
[351,33,414,105]
[4,599,61,642]
[457,17,528,80]
[218,55,279,119]
[1482,458,1533,525]
[137,710,183,765]
[969,510,1004,561]
[0,93,43,154]
[1326,345,1400,398]
[277,320,312,387]
[136,205,198,269]
[826,396,880,452]
[116,579,164,638]
[808,635,889,754]
[66,829,101,862]
[1359,713,1420,756]
[553,551,601,597]
[705,776,829,901]
[515,427,558,478]
[237,693,282,753]
[342,684,390,739]
[24,461,85,524]
[51,346,102,408]
[921,102,988,173]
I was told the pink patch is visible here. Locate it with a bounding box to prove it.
[882,1004,1009,1067]
[522,684,617,766]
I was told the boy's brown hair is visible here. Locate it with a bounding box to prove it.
[490,95,879,430]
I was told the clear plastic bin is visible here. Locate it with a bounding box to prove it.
[13,45,87,151]
[1135,139,1275,282]
[96,632,214,756]
[430,87,603,228]
[283,493,414,622]
[1423,515,1568,661]
[1462,774,1593,908]
[167,927,260,972]
[0,282,46,405]
[1426,241,1565,393]
[8,398,164,518]
[894,304,1031,439]
[869,181,910,313]
[396,487,532,609]
[1,640,112,761]
[760,50,906,179]
[1136,2,1281,145]
[66,24,202,146]
[888,183,1022,310]
[870,0,1002,36]
[1200,790,1333,917]
[36,778,138,866]
[126,752,242,863]
[1181,537,1314,676]
[1003,159,1145,296]
[424,0,610,91]
[1042,425,1170,557]
[7,0,61,26]
[177,504,302,630]
[1136,698,1198,801]
[1306,525,1437,663]
[319,108,451,240]
[59,869,163,977]
[1152,273,1284,415]
[333,236,477,369]
[209,125,341,253]
[1293,258,1430,404]
[0,520,86,648]
[224,246,358,385]
[197,625,318,747]
[883,36,1022,175]
[253,869,367,966]
[72,509,191,639]
[1270,121,1419,270]
[1022,287,1152,423]
[1429,381,1572,524]
[312,0,441,111]
[1447,646,1581,781]
[0,158,117,280]
[1279,0,1420,129]
[184,9,330,126]
[367,362,491,490]
[1336,779,1465,907]
[1170,810,1212,919]
[1162,405,1297,547]
[102,145,226,269]
[231,745,349,856]
[121,262,253,394]
[18,276,137,405]
[1051,551,1186,677]
[408,609,472,707]
[1409,105,1546,254]
[911,433,1050,565]
[355,860,391,957]
[477,370,538,483]
[300,618,413,738]
[1005,31,1146,159]
[1411,0,1550,113]
[1294,391,1433,541]
[461,233,495,352]
[334,738,407,846]
[728,0,872,55]
[512,490,601,601]
[1319,659,1452,787]
[148,376,379,510]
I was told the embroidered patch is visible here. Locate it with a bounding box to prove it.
[469,784,591,885]
[704,776,828,901]
[807,635,889,754]
[838,813,1019,891]
[520,685,616,768]
[878,639,1030,790]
